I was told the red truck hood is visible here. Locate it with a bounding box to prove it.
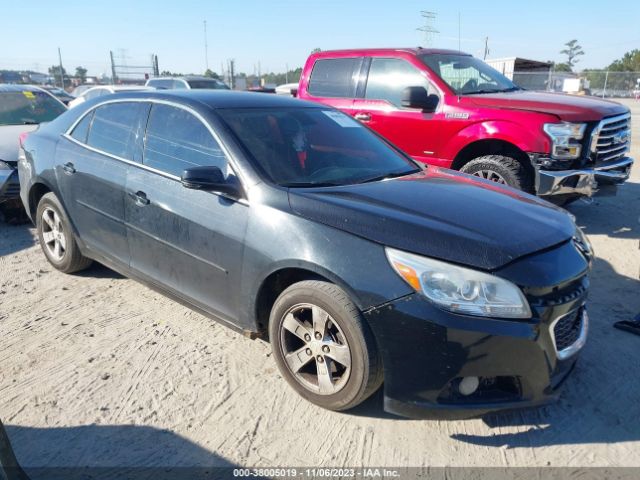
[465,90,628,122]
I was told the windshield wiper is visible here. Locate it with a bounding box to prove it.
[357,169,419,184]
[281,181,343,188]
[464,86,522,95]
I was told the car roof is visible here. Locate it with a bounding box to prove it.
[312,47,471,57]
[0,83,56,93]
[114,89,322,109]
[149,76,222,82]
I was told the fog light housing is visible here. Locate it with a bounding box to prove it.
[458,376,480,396]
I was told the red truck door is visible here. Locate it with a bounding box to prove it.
[351,57,449,167]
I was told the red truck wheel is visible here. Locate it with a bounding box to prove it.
[460,155,534,193]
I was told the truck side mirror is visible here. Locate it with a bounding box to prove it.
[402,86,439,113]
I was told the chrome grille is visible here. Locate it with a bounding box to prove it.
[553,309,582,351]
[590,113,631,165]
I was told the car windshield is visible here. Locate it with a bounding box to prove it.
[0,90,66,126]
[188,79,230,90]
[218,107,420,187]
[420,54,519,95]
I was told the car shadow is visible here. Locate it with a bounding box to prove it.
[74,262,124,280]
[565,180,640,240]
[0,223,35,257]
[1,421,258,480]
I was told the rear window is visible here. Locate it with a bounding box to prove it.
[307,58,362,98]
[0,90,66,126]
[187,79,229,90]
[86,102,146,160]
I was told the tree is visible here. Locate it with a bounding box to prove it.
[607,49,640,72]
[75,66,87,83]
[551,62,572,73]
[560,40,584,70]
[204,69,220,79]
[48,65,67,87]
[310,47,321,55]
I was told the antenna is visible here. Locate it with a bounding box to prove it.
[417,11,439,47]
[483,37,490,60]
[203,20,209,71]
[458,12,461,52]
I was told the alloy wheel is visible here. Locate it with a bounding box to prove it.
[279,303,352,395]
[472,169,507,184]
[41,206,67,262]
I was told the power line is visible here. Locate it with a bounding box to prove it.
[417,11,439,47]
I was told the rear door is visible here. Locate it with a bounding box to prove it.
[125,103,248,322]
[57,101,149,265]
[351,57,446,165]
[303,57,363,117]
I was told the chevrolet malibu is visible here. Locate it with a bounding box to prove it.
[19,91,591,418]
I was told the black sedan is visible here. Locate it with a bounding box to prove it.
[18,91,591,418]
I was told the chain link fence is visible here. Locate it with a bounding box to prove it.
[511,71,640,98]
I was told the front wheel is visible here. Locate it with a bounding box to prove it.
[460,155,533,193]
[269,280,383,411]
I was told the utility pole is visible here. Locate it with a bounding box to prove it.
[286,63,289,84]
[203,20,209,71]
[417,11,438,47]
[228,59,235,89]
[483,37,490,60]
[110,50,118,84]
[57,47,65,89]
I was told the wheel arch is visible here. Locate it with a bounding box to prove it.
[450,138,535,186]
[27,181,55,219]
[253,262,364,339]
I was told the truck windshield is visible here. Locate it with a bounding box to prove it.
[0,91,66,126]
[420,54,519,95]
[218,107,420,187]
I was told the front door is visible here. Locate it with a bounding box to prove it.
[351,57,446,166]
[125,103,248,322]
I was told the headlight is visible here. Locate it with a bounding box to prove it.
[573,225,594,259]
[543,122,586,159]
[386,248,532,319]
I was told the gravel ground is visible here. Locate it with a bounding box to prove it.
[1,99,639,471]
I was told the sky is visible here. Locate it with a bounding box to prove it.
[1,0,638,77]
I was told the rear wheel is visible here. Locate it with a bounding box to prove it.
[460,155,533,193]
[36,192,92,273]
[269,280,383,411]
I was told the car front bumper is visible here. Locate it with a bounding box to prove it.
[534,156,633,198]
[364,290,587,420]
[0,168,20,202]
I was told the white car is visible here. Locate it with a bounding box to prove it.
[68,85,153,108]
[145,76,229,90]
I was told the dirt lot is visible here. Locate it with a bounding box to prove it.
[1,99,639,471]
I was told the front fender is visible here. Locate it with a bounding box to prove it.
[443,120,552,161]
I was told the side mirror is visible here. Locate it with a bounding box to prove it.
[401,86,439,112]
[181,166,240,198]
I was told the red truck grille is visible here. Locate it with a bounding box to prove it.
[590,113,631,165]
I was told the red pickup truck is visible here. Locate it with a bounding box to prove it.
[297,48,634,203]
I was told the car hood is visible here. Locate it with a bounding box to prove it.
[288,168,575,270]
[464,90,628,122]
[0,124,39,163]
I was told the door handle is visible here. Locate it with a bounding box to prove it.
[62,162,76,174]
[129,190,150,206]
[354,112,371,122]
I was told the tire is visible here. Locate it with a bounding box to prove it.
[460,155,534,193]
[36,192,92,273]
[269,280,383,411]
